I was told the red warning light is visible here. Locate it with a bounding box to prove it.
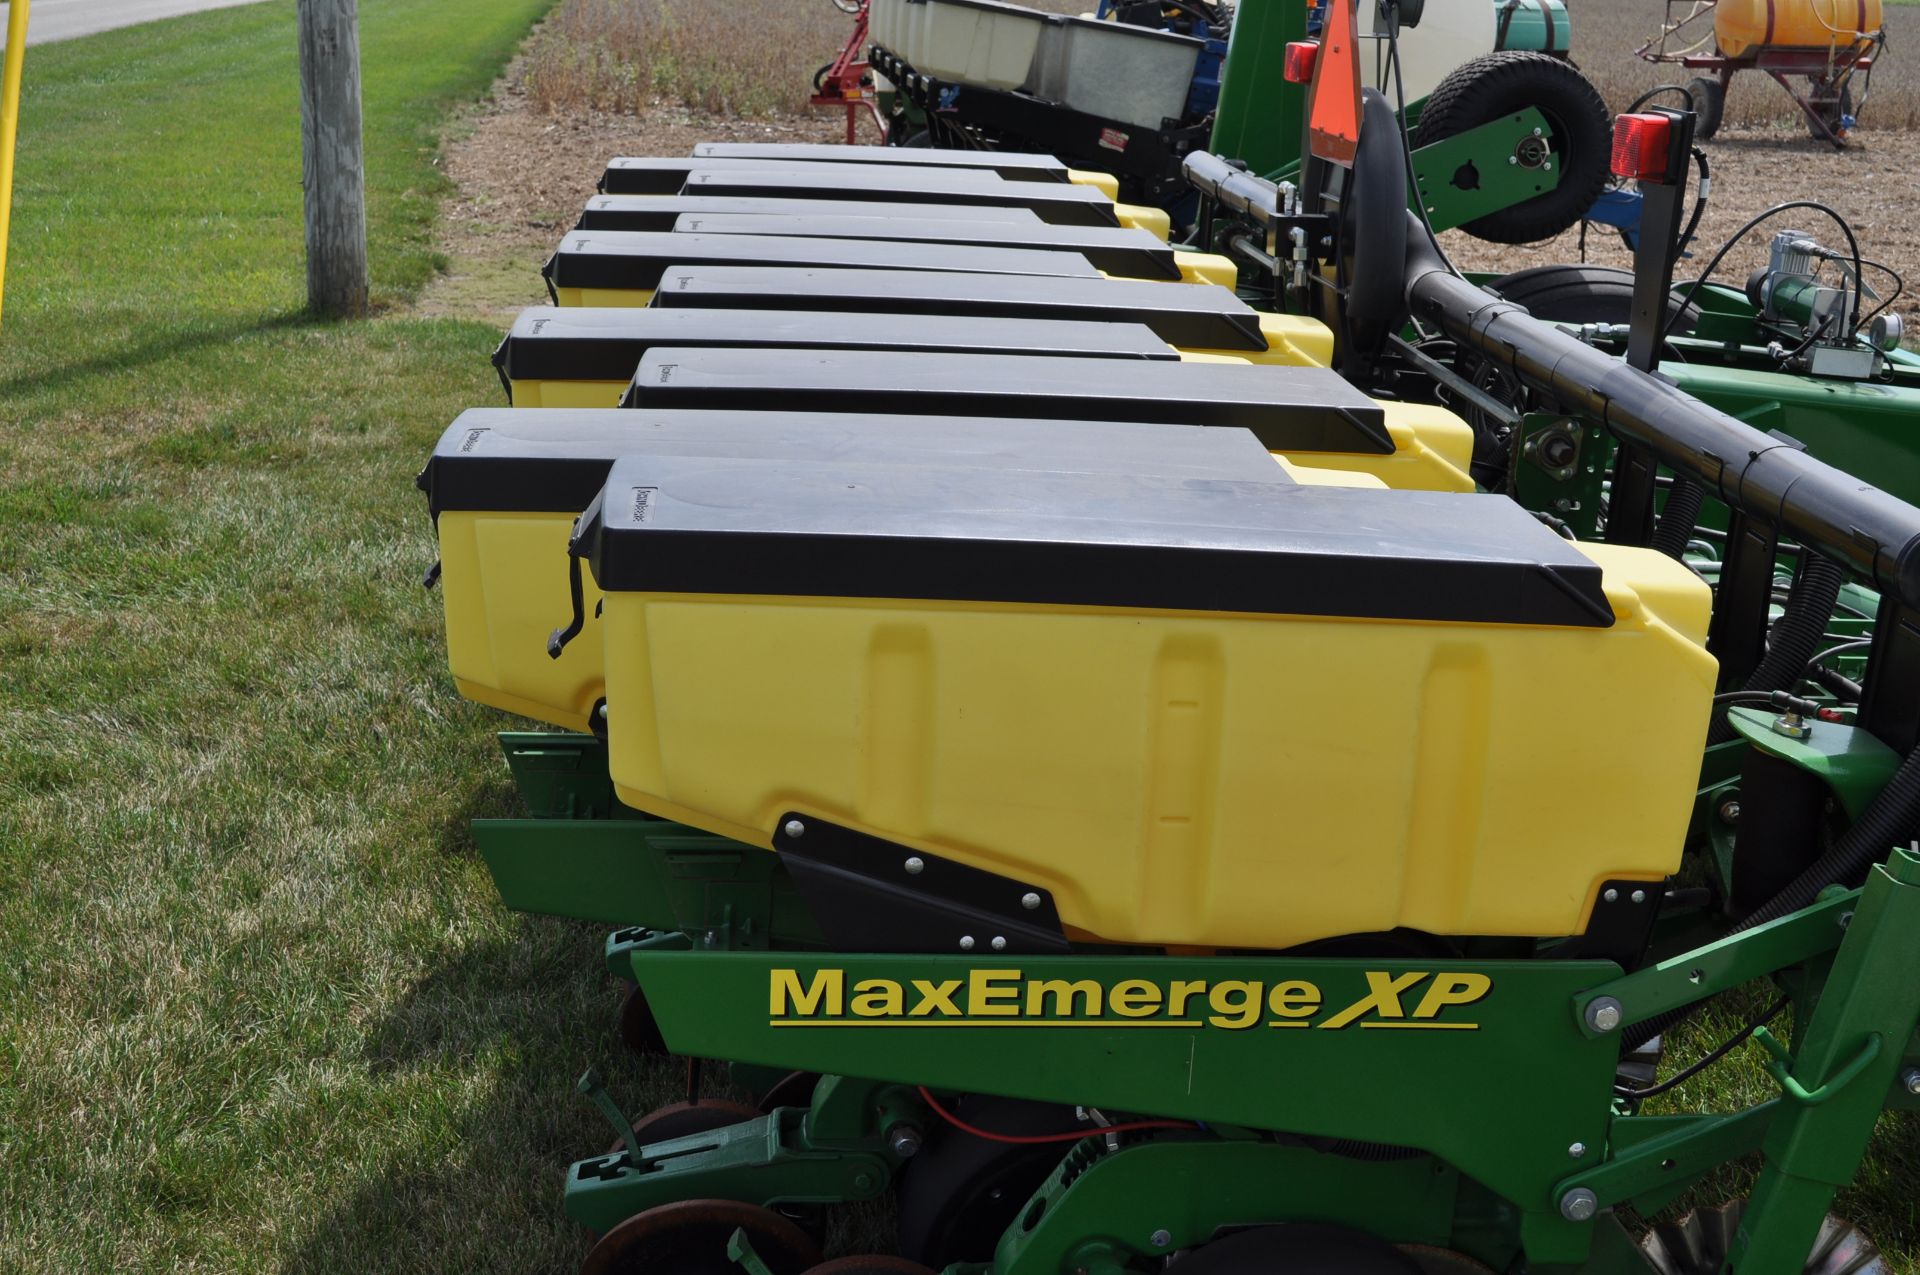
[1284,41,1319,84]
[1610,113,1675,183]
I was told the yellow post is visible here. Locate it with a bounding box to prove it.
[0,0,30,328]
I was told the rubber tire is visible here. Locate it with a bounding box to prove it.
[1687,76,1725,140]
[894,1094,1079,1268]
[1413,50,1611,245]
[1339,88,1412,373]
[803,1260,939,1275]
[1487,263,1700,334]
[581,1199,821,1275]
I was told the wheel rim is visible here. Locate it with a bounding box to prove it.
[581,1198,822,1275]
[1641,1200,1887,1275]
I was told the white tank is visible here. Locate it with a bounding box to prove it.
[1359,0,1498,104]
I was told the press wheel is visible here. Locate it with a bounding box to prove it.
[894,1094,1081,1267]
[580,1199,822,1275]
[1641,1200,1886,1274]
[802,1259,938,1275]
[608,1098,761,1156]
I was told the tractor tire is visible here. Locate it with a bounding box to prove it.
[1487,263,1700,334]
[1413,50,1611,245]
[1687,75,1725,140]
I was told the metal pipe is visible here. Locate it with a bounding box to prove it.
[0,0,30,328]
[1404,223,1920,611]
[1182,151,1284,226]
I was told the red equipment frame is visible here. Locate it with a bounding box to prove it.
[1637,0,1883,148]
[812,0,888,144]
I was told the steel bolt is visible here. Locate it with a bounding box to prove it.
[1021,891,1042,910]
[783,819,806,839]
[959,935,976,951]
[904,856,925,875]
[853,1171,876,1192]
[1719,799,1741,824]
[1585,997,1623,1034]
[991,936,1008,952]
[888,1123,924,1158]
[1150,1230,1173,1249]
[1559,1188,1598,1222]
[1903,1069,1920,1096]
[1603,888,1619,904]
[1630,889,1647,905]
[1508,155,1519,165]
[1568,1142,1587,1159]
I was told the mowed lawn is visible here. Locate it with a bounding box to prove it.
[0,3,678,1271]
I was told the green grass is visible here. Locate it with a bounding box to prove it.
[0,3,710,1270]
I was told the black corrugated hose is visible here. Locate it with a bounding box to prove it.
[1652,478,1705,560]
[1704,552,1847,745]
[1627,738,1920,1048]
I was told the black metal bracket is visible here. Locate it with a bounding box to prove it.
[1558,878,1663,968]
[773,813,1070,955]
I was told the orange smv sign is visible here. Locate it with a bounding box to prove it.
[1307,0,1363,166]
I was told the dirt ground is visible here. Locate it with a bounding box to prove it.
[417,74,844,323]
[1443,124,1920,325]
[423,77,1920,330]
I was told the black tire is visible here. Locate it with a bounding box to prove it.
[894,1094,1078,1268]
[1414,50,1611,245]
[1487,263,1700,334]
[1340,88,1412,374]
[1687,75,1725,140]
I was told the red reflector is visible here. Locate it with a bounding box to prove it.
[1284,40,1319,84]
[1611,113,1674,182]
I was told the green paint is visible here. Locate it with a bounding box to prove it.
[1726,708,1902,820]
[1410,109,1562,233]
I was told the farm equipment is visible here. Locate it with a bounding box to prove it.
[411,2,1920,1271]
[1637,0,1887,145]
[810,0,887,144]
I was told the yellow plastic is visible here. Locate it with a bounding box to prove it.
[1067,167,1121,200]
[508,378,631,408]
[554,285,654,308]
[1113,201,1171,240]
[1314,401,1476,493]
[598,542,1716,949]
[1170,252,1238,288]
[438,510,605,733]
[1715,0,1881,56]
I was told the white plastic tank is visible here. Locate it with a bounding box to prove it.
[1359,0,1498,104]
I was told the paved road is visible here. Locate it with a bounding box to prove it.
[2,0,271,48]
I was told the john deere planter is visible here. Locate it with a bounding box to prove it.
[409,3,1920,1270]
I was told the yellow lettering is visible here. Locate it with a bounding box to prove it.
[850,979,904,1017]
[1412,973,1492,1019]
[770,968,844,1017]
[909,979,964,1016]
[1110,979,1163,1018]
[1168,979,1207,1017]
[1027,979,1103,1017]
[970,969,1024,1016]
[1208,980,1261,1030]
[1266,979,1322,1019]
[1319,971,1427,1029]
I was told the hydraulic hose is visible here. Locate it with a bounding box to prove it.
[1395,220,1920,1047]
[1403,222,1920,614]
[1651,478,1704,560]
[1705,552,1846,745]
[1627,739,1920,1046]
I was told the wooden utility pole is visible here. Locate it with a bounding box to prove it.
[297,0,368,317]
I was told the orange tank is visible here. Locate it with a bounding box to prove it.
[1715,0,1883,57]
